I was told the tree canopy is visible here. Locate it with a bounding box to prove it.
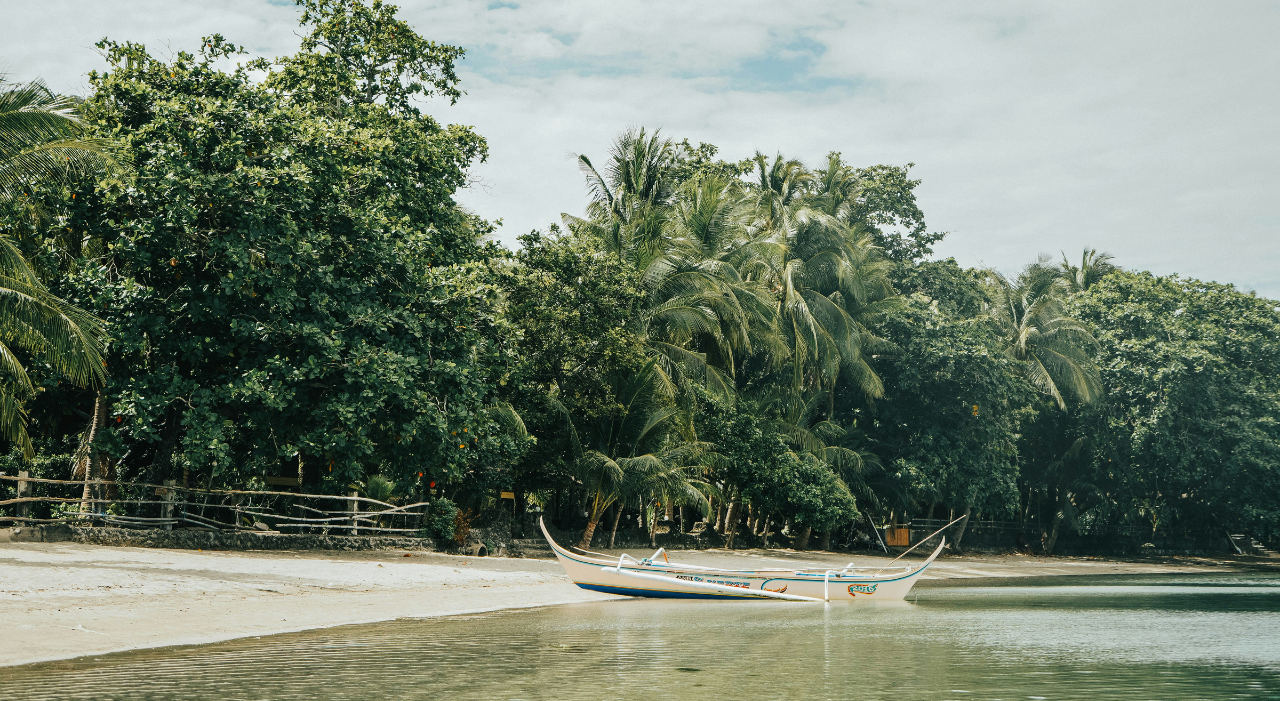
[3,0,1276,552]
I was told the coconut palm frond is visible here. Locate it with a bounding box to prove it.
[487,401,528,441]
[0,385,34,459]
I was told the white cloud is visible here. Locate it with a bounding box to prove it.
[5,0,1278,295]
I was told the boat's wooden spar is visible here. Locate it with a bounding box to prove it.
[540,517,943,601]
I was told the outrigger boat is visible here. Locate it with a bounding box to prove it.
[541,517,945,602]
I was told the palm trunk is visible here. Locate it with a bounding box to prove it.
[578,514,601,550]
[724,488,742,549]
[609,503,624,548]
[78,391,107,516]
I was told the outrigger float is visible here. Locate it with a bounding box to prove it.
[541,517,946,602]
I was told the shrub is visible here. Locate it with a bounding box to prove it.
[425,498,458,542]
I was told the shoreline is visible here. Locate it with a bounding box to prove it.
[3,542,1276,668]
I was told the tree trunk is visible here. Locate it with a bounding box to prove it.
[724,488,742,549]
[951,505,973,549]
[609,503,625,548]
[819,530,831,551]
[794,525,812,550]
[578,513,602,550]
[649,502,659,548]
[78,391,107,516]
[1043,486,1070,556]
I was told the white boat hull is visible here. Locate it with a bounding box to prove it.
[541,519,941,602]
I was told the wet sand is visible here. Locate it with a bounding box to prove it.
[2,541,1273,667]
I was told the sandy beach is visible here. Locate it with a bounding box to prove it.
[2,541,1274,668]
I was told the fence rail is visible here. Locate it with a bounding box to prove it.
[0,474,429,536]
[902,516,1228,541]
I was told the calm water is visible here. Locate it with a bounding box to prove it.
[4,574,1279,700]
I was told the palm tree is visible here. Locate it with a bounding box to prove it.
[1,76,118,205]
[552,359,710,549]
[0,234,106,456]
[567,133,771,401]
[737,156,897,398]
[567,126,676,270]
[988,258,1101,409]
[0,76,112,456]
[1060,248,1117,294]
[643,174,782,393]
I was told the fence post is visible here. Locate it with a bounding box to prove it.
[348,491,359,536]
[16,471,31,520]
[162,479,176,531]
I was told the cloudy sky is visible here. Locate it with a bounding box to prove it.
[5,1,1278,297]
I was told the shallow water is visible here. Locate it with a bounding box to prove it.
[4,573,1279,700]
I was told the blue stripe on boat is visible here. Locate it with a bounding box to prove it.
[574,583,761,599]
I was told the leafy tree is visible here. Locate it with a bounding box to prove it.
[1071,270,1280,540]
[738,153,897,398]
[497,230,650,498]
[667,140,753,186]
[274,0,466,112]
[697,390,858,548]
[567,132,767,399]
[811,154,942,263]
[864,284,1032,527]
[567,359,708,548]
[46,3,514,491]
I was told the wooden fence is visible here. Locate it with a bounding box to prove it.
[0,473,429,535]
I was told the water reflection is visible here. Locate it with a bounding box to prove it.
[4,573,1278,700]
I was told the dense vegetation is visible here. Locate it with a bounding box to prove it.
[2,0,1277,549]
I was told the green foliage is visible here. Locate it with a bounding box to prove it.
[695,390,857,531]
[667,140,754,186]
[424,497,458,541]
[0,77,112,457]
[987,257,1101,409]
[0,74,122,204]
[363,474,396,502]
[864,290,1032,516]
[275,0,466,112]
[787,457,858,531]
[1071,270,1280,539]
[37,11,512,491]
[6,0,1273,552]
[497,229,650,498]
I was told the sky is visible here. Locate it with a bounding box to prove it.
[4,0,1278,297]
